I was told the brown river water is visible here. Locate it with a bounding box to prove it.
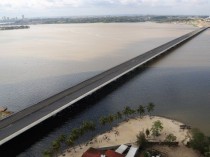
[0,23,209,156]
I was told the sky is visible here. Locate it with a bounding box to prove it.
[0,0,209,18]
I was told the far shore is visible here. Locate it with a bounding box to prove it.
[59,115,200,157]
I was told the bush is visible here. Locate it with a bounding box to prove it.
[143,151,150,157]
[136,132,147,148]
[189,128,210,156]
[165,133,177,142]
[42,149,52,157]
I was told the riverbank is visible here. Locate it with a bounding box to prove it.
[60,116,200,157]
[0,107,13,120]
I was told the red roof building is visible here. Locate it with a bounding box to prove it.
[82,148,125,157]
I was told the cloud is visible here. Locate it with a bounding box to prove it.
[0,0,83,10]
[0,0,209,9]
[0,0,209,16]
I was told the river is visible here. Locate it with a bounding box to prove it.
[0,23,209,156]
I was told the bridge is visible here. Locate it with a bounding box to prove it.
[0,27,208,146]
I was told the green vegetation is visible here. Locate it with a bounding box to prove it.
[43,103,155,156]
[137,105,145,118]
[143,151,150,157]
[43,120,95,156]
[123,106,136,119]
[150,120,163,136]
[43,149,53,157]
[136,132,147,148]
[188,128,210,156]
[115,111,122,120]
[147,103,155,117]
[10,15,207,26]
[164,133,177,142]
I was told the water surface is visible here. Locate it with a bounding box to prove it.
[0,23,194,111]
[1,23,210,156]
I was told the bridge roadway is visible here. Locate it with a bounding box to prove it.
[0,27,208,145]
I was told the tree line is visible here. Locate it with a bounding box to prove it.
[43,103,155,157]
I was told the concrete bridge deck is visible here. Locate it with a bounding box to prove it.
[0,27,208,146]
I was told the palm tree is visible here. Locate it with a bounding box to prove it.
[85,120,96,131]
[57,134,66,143]
[65,137,75,152]
[123,106,132,120]
[147,103,155,117]
[107,115,114,126]
[51,139,61,156]
[136,132,147,148]
[124,106,136,118]
[81,121,95,133]
[137,105,145,118]
[130,108,136,116]
[99,116,107,126]
[115,111,122,121]
[42,149,53,157]
[70,128,80,141]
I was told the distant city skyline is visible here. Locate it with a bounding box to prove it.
[0,0,209,18]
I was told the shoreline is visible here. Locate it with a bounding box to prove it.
[0,107,13,120]
[59,115,199,157]
[0,25,30,31]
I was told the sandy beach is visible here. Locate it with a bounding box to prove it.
[59,116,199,157]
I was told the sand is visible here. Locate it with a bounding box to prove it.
[59,116,198,157]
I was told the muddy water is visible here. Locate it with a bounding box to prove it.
[0,23,194,111]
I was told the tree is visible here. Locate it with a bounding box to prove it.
[189,128,210,155]
[87,121,96,131]
[145,129,150,138]
[147,103,155,116]
[51,139,61,155]
[151,120,163,136]
[123,106,131,119]
[123,106,135,119]
[143,151,150,157]
[204,146,210,157]
[137,105,145,118]
[42,149,53,157]
[81,121,96,131]
[66,137,74,147]
[165,133,177,142]
[114,112,122,121]
[70,128,80,141]
[136,131,147,148]
[99,116,107,126]
[65,136,75,152]
[107,115,114,126]
[57,134,66,143]
[130,108,136,116]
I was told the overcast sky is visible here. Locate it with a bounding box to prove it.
[0,0,209,18]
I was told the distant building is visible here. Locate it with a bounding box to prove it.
[22,15,25,20]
